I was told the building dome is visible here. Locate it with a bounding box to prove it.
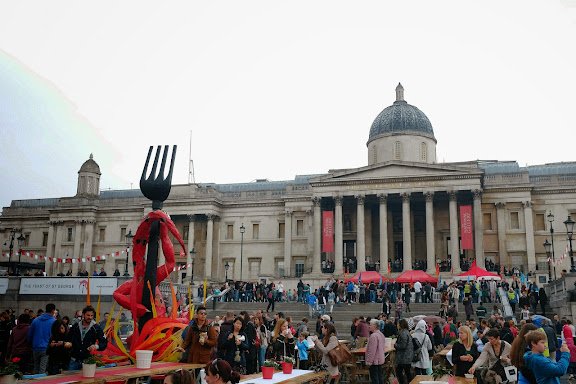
[368,83,436,143]
[79,153,101,175]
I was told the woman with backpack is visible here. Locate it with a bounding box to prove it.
[394,319,414,384]
[411,320,433,375]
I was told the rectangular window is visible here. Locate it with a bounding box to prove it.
[42,233,48,247]
[277,261,285,277]
[483,213,492,230]
[250,261,260,280]
[535,214,545,231]
[25,234,30,246]
[537,257,548,272]
[120,227,126,241]
[67,228,73,242]
[295,262,305,278]
[279,223,285,238]
[99,228,106,242]
[253,224,259,239]
[183,226,189,241]
[510,212,520,230]
[297,220,304,236]
[226,225,234,240]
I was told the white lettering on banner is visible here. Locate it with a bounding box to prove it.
[19,277,118,295]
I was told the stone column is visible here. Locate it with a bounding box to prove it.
[54,223,64,276]
[473,190,485,267]
[312,197,322,275]
[402,192,412,272]
[496,202,507,268]
[187,215,196,281]
[356,195,366,272]
[72,221,83,275]
[449,191,461,274]
[523,201,536,272]
[379,194,389,275]
[83,221,94,275]
[425,192,436,275]
[334,196,344,276]
[205,214,215,278]
[284,210,292,276]
[45,222,56,276]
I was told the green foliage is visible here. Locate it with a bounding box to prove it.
[431,364,453,381]
[83,355,105,367]
[0,358,23,380]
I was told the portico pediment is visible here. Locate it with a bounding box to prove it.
[310,161,484,186]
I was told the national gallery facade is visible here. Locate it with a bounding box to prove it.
[2,84,576,287]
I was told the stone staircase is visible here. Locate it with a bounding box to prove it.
[206,300,502,339]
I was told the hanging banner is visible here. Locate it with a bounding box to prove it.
[19,277,118,295]
[322,211,334,252]
[460,205,474,249]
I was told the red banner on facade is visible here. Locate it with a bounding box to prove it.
[460,205,474,249]
[322,211,334,252]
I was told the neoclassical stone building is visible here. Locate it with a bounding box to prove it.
[3,84,576,287]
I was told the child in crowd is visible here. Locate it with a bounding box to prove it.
[521,305,531,321]
[297,331,309,370]
[524,330,570,384]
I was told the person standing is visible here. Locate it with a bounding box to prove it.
[178,306,217,364]
[412,320,433,375]
[240,311,257,374]
[312,323,340,384]
[266,285,276,312]
[365,319,386,384]
[28,303,56,374]
[223,317,249,375]
[67,305,108,371]
[394,319,414,384]
[46,320,71,375]
[414,280,422,303]
[452,325,478,377]
[6,314,33,374]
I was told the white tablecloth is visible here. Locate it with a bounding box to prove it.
[241,369,316,384]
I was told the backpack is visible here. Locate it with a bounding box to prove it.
[411,335,422,362]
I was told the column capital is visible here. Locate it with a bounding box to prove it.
[378,193,388,204]
[206,213,217,221]
[401,192,411,203]
[285,210,292,217]
[356,195,365,205]
[312,197,321,207]
[187,214,198,222]
[473,189,483,200]
[50,220,65,226]
[495,202,506,209]
[522,201,534,209]
[425,191,434,202]
[449,190,458,201]
[334,196,343,206]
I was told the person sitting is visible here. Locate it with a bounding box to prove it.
[452,325,478,377]
[524,329,570,384]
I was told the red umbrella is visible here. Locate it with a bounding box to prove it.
[395,270,438,284]
[344,271,388,284]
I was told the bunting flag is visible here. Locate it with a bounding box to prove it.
[547,243,570,267]
[388,262,391,276]
[435,264,440,277]
[87,276,91,306]
[203,278,208,305]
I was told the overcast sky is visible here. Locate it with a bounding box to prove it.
[1,1,575,211]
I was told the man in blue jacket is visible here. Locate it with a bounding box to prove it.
[524,330,570,384]
[28,303,56,373]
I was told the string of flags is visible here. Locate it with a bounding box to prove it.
[1,248,189,270]
[548,242,570,267]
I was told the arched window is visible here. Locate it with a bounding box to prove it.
[394,141,402,160]
[372,145,377,164]
[421,142,427,162]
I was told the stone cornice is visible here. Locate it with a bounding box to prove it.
[310,173,482,188]
[483,187,533,193]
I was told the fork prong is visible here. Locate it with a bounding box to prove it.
[166,145,177,183]
[148,145,162,181]
[140,146,154,182]
[157,145,169,181]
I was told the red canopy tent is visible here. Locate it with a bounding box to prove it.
[395,270,438,285]
[344,271,388,284]
[456,266,502,281]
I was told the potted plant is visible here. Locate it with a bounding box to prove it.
[281,356,295,374]
[262,360,280,379]
[431,364,453,382]
[0,358,23,384]
[82,355,104,378]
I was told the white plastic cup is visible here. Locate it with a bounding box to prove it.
[136,350,154,369]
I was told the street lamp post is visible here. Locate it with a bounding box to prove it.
[16,234,25,276]
[544,239,552,283]
[548,211,557,280]
[225,262,230,281]
[564,215,576,273]
[124,230,134,277]
[240,223,245,282]
[189,248,196,282]
[5,229,19,275]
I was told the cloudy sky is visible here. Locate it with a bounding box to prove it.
[1,1,575,210]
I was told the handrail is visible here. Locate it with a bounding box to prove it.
[498,286,515,319]
[204,287,231,303]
